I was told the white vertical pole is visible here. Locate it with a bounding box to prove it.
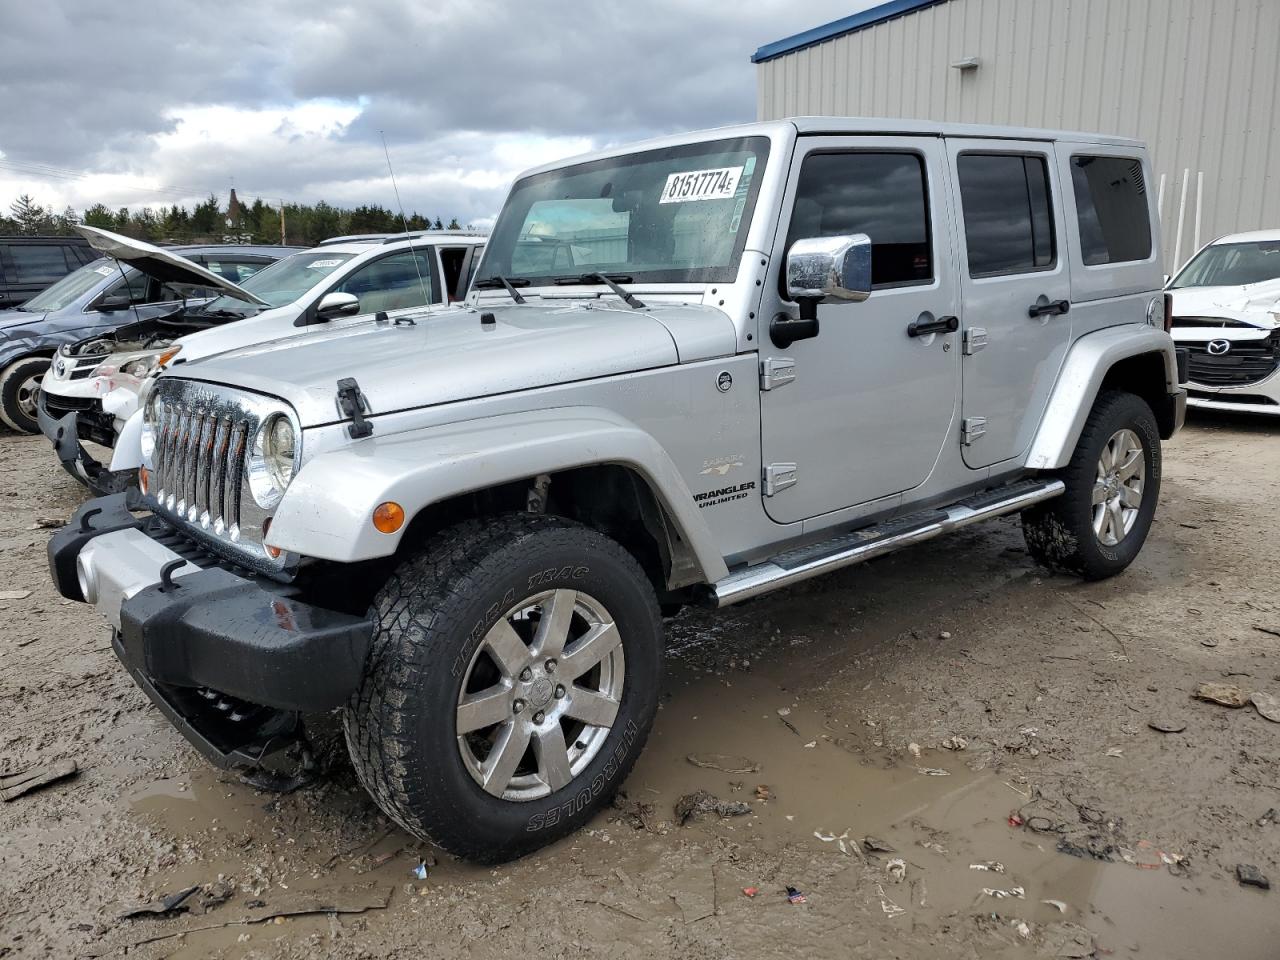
[1173,168,1190,269]
[1193,171,1204,253]
[1157,173,1167,222]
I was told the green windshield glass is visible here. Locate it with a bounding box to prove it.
[22,259,124,311]
[483,136,770,285]
[202,251,356,312]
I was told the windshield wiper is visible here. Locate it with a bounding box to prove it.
[474,275,529,304]
[553,273,646,310]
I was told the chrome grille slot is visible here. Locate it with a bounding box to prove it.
[143,378,295,572]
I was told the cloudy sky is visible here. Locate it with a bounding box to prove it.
[0,1,871,228]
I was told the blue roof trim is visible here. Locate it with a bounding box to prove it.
[751,0,953,63]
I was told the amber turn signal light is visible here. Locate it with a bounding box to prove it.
[373,501,405,534]
[138,466,149,496]
[262,517,282,559]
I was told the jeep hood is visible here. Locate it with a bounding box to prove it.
[1170,278,1280,328]
[173,300,736,426]
[74,225,267,306]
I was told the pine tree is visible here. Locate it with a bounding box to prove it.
[9,194,47,234]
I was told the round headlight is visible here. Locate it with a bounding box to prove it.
[263,415,297,489]
[248,414,299,509]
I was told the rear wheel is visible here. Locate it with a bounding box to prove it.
[1022,390,1161,580]
[343,514,662,862]
[0,356,49,433]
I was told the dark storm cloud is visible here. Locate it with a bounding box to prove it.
[0,0,864,219]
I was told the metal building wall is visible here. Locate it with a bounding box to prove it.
[756,0,1280,269]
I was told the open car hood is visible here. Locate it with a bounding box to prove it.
[73,225,268,306]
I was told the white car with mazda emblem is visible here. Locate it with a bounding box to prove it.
[1168,230,1280,415]
[51,118,1183,862]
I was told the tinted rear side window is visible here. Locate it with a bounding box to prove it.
[957,154,1055,277]
[1071,155,1151,265]
[8,244,73,283]
[786,152,932,288]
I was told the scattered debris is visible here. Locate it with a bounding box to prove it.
[686,753,761,774]
[939,631,952,640]
[917,767,950,776]
[785,886,806,904]
[31,517,62,529]
[741,887,759,898]
[875,883,905,918]
[908,742,922,758]
[1041,898,1069,913]
[969,861,1005,873]
[941,736,968,751]
[1057,836,1116,862]
[410,861,429,880]
[814,829,853,855]
[802,740,817,749]
[0,589,32,602]
[1105,748,1124,758]
[1258,808,1278,828]
[1250,692,1280,723]
[1193,682,1248,708]
[862,837,896,854]
[1252,625,1280,639]
[1013,920,1032,939]
[885,858,906,883]
[611,792,656,831]
[1007,812,1025,828]
[1026,816,1057,833]
[1,758,78,802]
[754,784,772,802]
[1236,864,1270,890]
[776,707,791,717]
[118,886,202,920]
[1148,717,1187,733]
[1200,637,1219,648]
[981,886,1025,899]
[674,790,751,824]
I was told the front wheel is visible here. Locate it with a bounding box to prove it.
[1022,390,1161,580]
[343,514,663,863]
[0,356,49,433]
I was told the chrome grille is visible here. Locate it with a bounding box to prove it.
[154,403,250,537]
[145,378,297,571]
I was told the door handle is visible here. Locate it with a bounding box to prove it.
[906,314,959,338]
[1028,298,1070,318]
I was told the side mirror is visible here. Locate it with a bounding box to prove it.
[314,291,360,322]
[96,295,133,312]
[772,234,872,348]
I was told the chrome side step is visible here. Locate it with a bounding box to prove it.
[709,478,1065,607]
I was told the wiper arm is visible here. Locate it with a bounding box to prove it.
[474,275,528,304]
[553,272,646,310]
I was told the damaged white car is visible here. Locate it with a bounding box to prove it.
[1168,231,1280,415]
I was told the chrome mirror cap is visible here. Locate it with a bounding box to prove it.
[785,234,872,304]
[316,291,360,320]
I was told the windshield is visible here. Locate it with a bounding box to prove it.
[22,258,123,312]
[1170,240,1280,289]
[201,250,356,313]
[482,136,770,286]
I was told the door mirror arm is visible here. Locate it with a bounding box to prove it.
[773,234,872,348]
[770,306,819,349]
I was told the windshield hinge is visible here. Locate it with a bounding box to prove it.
[760,357,796,391]
[763,462,798,497]
[335,377,374,439]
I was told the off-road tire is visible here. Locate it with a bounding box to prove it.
[0,356,49,433]
[343,513,663,863]
[1021,390,1161,580]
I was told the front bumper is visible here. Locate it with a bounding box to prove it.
[36,391,134,495]
[49,495,373,768]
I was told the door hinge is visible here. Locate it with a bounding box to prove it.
[763,462,798,496]
[961,416,987,446]
[963,327,988,355]
[760,357,796,391]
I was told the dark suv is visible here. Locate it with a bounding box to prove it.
[0,236,96,308]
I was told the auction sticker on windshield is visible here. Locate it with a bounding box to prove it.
[307,259,344,269]
[660,166,744,204]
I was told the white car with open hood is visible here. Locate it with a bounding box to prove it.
[1168,230,1280,415]
[38,226,485,491]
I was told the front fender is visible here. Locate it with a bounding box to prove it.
[268,407,729,584]
[1026,324,1178,470]
[109,408,144,471]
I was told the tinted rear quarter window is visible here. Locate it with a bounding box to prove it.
[957,153,1056,277]
[1070,156,1151,265]
[786,151,932,288]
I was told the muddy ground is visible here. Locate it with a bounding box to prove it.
[2,413,1278,959]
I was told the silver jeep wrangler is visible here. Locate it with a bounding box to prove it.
[51,118,1185,862]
